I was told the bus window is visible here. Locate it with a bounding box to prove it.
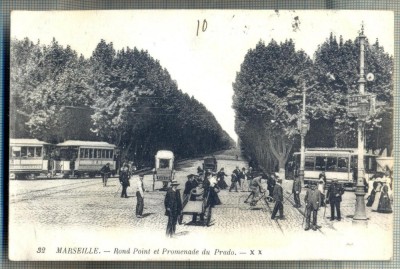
[326,157,338,171]
[337,157,348,172]
[315,157,326,171]
[35,147,42,157]
[21,147,27,158]
[305,156,315,170]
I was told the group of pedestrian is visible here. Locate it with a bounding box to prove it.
[229,166,255,192]
[367,175,393,214]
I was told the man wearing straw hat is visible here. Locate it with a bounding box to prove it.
[164,180,182,237]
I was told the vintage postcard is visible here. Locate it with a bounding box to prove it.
[9,10,394,260]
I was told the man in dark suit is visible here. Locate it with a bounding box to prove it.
[326,179,345,221]
[119,164,130,198]
[292,176,302,208]
[271,178,284,220]
[164,180,182,238]
[304,182,321,231]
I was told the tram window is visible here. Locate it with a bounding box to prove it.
[35,147,42,157]
[27,147,34,157]
[84,149,89,158]
[305,157,315,170]
[11,147,21,157]
[110,150,114,159]
[159,159,169,169]
[315,157,326,171]
[365,156,377,172]
[326,157,337,171]
[97,149,101,158]
[80,149,84,158]
[21,147,27,158]
[89,149,93,158]
[102,149,106,158]
[93,149,97,158]
[337,157,348,172]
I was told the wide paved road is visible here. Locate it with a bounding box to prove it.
[9,149,393,261]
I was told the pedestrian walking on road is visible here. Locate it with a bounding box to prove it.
[271,179,284,220]
[100,163,111,187]
[164,180,182,238]
[246,167,254,192]
[326,179,344,221]
[377,184,392,214]
[244,176,264,204]
[229,173,239,192]
[292,176,302,208]
[135,173,146,218]
[318,178,326,207]
[216,168,229,189]
[119,164,130,198]
[267,174,276,197]
[240,167,247,191]
[232,166,241,189]
[304,182,321,231]
[367,181,380,207]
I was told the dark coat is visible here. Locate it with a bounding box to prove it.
[326,182,344,202]
[184,180,198,195]
[273,184,283,202]
[164,188,182,216]
[292,178,302,194]
[304,187,321,210]
[119,170,130,187]
[100,165,111,174]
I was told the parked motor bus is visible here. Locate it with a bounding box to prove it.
[293,148,377,187]
[9,138,51,179]
[55,140,117,178]
[153,150,175,191]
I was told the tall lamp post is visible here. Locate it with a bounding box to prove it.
[352,25,369,221]
[298,81,310,183]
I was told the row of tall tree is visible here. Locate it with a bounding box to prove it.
[233,33,393,175]
[11,38,234,165]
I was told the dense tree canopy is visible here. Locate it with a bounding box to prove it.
[233,34,393,174]
[10,38,234,166]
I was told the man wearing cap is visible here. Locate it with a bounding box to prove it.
[304,182,321,231]
[326,179,345,221]
[292,176,302,208]
[271,178,284,220]
[135,173,146,218]
[119,164,130,198]
[164,180,182,237]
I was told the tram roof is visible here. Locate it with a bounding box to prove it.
[10,138,50,146]
[155,150,174,159]
[57,140,116,148]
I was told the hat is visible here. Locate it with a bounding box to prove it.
[187,174,196,179]
[171,180,180,186]
[277,178,283,184]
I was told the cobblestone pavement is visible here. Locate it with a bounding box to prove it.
[9,150,393,260]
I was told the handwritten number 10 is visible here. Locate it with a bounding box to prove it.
[197,19,207,36]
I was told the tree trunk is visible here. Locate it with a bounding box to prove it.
[268,134,293,180]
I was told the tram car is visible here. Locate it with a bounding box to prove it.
[153,150,175,191]
[55,140,117,178]
[9,138,51,179]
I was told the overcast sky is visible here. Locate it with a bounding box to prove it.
[11,10,394,142]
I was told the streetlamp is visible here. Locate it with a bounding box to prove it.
[298,81,310,183]
[350,25,374,221]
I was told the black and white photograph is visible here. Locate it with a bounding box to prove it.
[9,10,394,261]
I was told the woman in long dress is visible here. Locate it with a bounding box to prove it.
[377,184,392,213]
[371,181,383,211]
[366,181,379,207]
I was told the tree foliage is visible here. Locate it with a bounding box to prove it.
[10,38,234,166]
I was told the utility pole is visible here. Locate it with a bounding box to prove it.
[299,81,309,183]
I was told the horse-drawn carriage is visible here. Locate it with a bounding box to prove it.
[153,150,175,191]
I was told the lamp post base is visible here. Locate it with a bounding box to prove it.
[353,188,368,220]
